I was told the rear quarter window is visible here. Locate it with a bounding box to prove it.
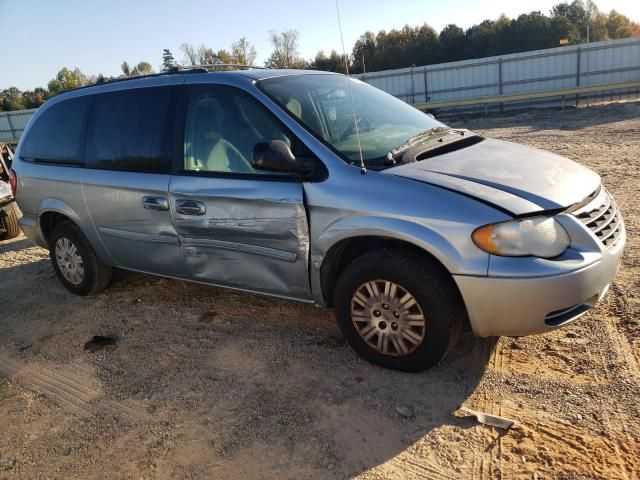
[85,86,176,173]
[20,96,92,164]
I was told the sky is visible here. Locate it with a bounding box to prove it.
[1,0,639,90]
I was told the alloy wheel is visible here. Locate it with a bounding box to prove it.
[55,237,84,285]
[350,279,426,356]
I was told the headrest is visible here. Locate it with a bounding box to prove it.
[285,98,302,119]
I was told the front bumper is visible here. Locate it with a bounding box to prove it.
[454,220,625,337]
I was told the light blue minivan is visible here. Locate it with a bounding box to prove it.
[11,69,625,371]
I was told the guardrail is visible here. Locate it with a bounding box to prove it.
[412,80,640,111]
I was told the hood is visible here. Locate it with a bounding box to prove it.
[385,138,600,216]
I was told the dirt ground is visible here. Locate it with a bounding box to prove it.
[1,102,639,480]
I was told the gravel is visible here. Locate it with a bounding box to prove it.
[1,100,639,479]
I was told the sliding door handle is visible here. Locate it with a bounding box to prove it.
[142,196,169,211]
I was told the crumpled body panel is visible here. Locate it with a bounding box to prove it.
[169,176,312,300]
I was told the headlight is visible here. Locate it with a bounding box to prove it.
[472,216,570,258]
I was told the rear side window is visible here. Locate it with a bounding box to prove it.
[20,96,92,164]
[85,87,176,173]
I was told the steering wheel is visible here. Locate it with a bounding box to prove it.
[339,117,372,142]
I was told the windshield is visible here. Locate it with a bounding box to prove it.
[258,74,447,168]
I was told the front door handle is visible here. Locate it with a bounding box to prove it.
[175,199,206,216]
[142,196,169,211]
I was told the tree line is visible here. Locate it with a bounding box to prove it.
[1,0,638,111]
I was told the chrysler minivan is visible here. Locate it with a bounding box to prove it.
[12,69,625,371]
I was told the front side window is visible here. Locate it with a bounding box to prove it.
[258,74,446,168]
[85,87,176,173]
[183,85,294,174]
[20,96,92,164]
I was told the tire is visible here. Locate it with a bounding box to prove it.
[49,220,112,295]
[334,248,465,372]
[1,202,21,239]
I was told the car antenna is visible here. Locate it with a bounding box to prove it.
[335,0,366,175]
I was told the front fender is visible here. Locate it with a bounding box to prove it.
[310,215,491,306]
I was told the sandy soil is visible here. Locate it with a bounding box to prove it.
[1,102,639,480]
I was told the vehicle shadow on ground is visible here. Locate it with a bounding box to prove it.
[0,237,34,254]
[451,101,640,133]
[95,270,497,477]
[1,244,494,478]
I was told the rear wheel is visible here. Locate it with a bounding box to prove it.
[334,249,464,372]
[49,221,112,295]
[1,202,21,239]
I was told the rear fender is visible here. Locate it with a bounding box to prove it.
[37,198,115,265]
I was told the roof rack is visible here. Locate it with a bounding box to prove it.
[60,64,265,94]
[186,63,267,70]
[60,67,207,94]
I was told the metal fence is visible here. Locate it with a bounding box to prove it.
[355,37,640,112]
[0,108,36,143]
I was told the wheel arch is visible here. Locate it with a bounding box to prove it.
[314,217,473,308]
[37,198,115,265]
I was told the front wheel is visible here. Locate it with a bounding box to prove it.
[334,249,464,372]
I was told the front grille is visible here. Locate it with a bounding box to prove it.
[572,188,623,248]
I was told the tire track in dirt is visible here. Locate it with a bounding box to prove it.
[0,348,149,422]
[593,317,638,480]
[467,337,501,480]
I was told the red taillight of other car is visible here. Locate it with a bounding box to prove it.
[8,169,17,196]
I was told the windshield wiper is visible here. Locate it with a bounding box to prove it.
[386,127,466,165]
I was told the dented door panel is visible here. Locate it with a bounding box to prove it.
[169,175,312,300]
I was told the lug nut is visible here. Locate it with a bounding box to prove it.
[378,321,387,330]
[391,322,398,331]
[382,304,389,310]
[393,311,400,318]
[373,310,381,317]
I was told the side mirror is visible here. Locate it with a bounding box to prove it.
[426,113,436,119]
[251,140,314,175]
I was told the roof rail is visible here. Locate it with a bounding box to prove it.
[59,64,266,94]
[59,66,209,94]
[186,63,267,70]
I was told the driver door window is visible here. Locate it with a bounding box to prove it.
[183,85,293,175]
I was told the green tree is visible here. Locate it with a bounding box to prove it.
[162,49,176,71]
[47,67,89,95]
[605,10,632,39]
[214,49,234,65]
[131,61,154,76]
[310,50,348,73]
[121,61,131,76]
[1,87,25,111]
[351,31,377,73]
[180,43,232,66]
[21,87,47,109]
[439,24,467,62]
